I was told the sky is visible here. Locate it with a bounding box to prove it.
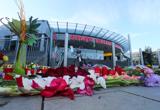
[0,0,160,52]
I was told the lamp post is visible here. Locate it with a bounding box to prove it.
[112,42,116,68]
[128,34,133,66]
[64,33,69,67]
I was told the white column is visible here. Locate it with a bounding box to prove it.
[49,31,53,64]
[64,33,69,67]
[112,42,116,68]
[128,34,133,66]
[40,34,45,52]
[157,49,160,65]
[139,48,144,65]
[120,53,123,61]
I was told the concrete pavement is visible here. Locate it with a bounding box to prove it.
[0,86,160,110]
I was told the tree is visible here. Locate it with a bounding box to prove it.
[143,47,153,65]
[0,17,40,75]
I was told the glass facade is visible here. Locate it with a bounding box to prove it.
[50,22,129,52]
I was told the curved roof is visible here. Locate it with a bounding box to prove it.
[49,22,129,52]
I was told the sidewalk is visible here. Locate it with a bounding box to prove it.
[1,86,160,110]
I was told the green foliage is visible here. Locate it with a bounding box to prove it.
[14,65,25,75]
[143,47,153,65]
[154,68,160,75]
[25,34,37,46]
[0,67,3,72]
[0,80,17,87]
[8,16,40,46]
[27,16,41,34]
[8,19,21,36]
[106,79,140,87]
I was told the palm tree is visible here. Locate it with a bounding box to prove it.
[0,16,40,75]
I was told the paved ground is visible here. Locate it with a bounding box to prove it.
[0,86,160,110]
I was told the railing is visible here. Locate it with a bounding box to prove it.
[50,47,64,68]
[0,36,50,65]
[0,37,18,63]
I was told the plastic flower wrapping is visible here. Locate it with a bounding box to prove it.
[143,67,160,87]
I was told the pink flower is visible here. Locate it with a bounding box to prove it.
[122,74,131,80]
[143,67,154,76]
[76,77,95,96]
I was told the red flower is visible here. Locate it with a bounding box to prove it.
[41,87,57,97]
[67,65,76,77]
[56,67,68,76]
[84,77,95,87]
[76,77,95,96]
[25,68,31,75]
[94,66,101,73]
[15,75,23,87]
[43,65,88,78]
[3,74,13,80]
[3,67,13,80]
[102,66,109,76]
[3,68,13,73]
[76,67,88,77]
[59,87,75,100]
[32,80,41,89]
[42,69,48,74]
[41,78,74,100]
[109,70,116,75]
[46,68,57,77]
[0,52,4,60]
[31,69,36,75]
[50,78,67,91]
[115,66,125,75]
[76,86,94,96]
[141,69,144,73]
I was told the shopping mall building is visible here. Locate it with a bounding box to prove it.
[50,22,130,67]
[0,20,131,68]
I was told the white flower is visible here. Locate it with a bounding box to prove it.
[22,77,33,91]
[88,69,97,82]
[26,70,31,75]
[88,69,95,75]
[33,78,46,89]
[43,77,56,86]
[88,69,107,88]
[97,77,106,88]
[70,75,85,90]
[63,75,71,85]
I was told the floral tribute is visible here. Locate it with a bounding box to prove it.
[0,63,145,100]
[1,62,160,100]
